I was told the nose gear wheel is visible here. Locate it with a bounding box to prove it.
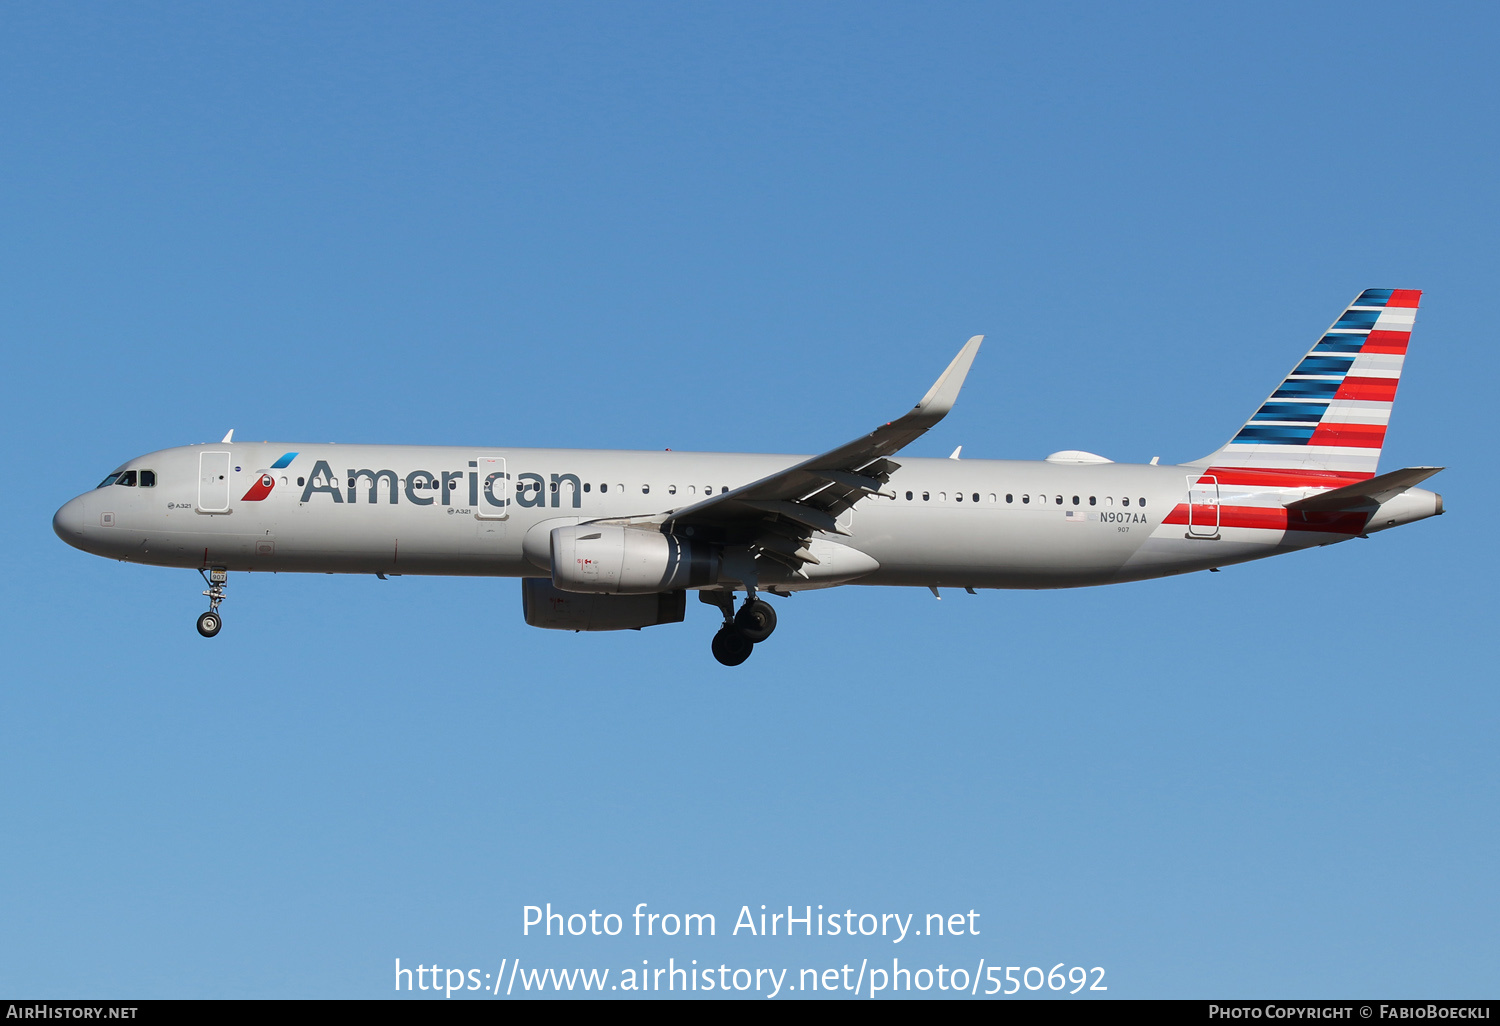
[197,567,228,638]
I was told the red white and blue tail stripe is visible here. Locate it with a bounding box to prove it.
[1193,289,1420,482]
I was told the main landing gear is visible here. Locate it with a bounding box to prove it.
[703,591,778,666]
[197,567,227,638]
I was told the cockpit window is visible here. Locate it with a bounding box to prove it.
[116,471,137,487]
[140,470,156,487]
[97,473,121,488]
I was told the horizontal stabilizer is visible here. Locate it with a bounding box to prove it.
[1285,466,1444,512]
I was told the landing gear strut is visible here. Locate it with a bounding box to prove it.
[197,567,227,638]
[702,590,778,666]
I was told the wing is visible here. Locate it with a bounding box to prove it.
[652,335,983,571]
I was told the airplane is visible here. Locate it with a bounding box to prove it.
[53,289,1444,666]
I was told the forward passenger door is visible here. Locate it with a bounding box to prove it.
[198,451,231,514]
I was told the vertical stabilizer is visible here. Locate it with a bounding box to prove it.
[1189,289,1420,482]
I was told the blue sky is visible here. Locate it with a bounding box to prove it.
[2,1,1495,999]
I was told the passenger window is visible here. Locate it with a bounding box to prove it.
[583,482,591,492]
[955,492,963,502]
[140,470,156,487]
[1022,494,1030,504]
[1122,496,1130,506]
[298,477,305,486]
[116,471,137,487]
[1072,495,1079,506]
[1106,496,1114,505]
[939,492,947,502]
[1005,493,1012,503]
[601,483,608,493]
[1054,495,1062,505]
[922,491,930,501]
[642,484,650,494]
[1089,496,1096,505]
[1139,497,1147,508]
[687,485,696,495]
[973,493,980,503]
[906,491,913,501]
[669,485,677,495]
[721,486,728,494]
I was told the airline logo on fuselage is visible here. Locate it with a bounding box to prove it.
[240,453,299,502]
[293,459,576,510]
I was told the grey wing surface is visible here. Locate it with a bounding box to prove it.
[651,335,983,569]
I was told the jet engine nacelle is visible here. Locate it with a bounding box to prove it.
[521,579,686,631]
[549,524,720,595]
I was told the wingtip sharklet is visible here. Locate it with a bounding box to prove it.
[913,334,983,418]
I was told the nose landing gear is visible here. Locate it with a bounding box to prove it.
[703,591,779,666]
[197,567,227,637]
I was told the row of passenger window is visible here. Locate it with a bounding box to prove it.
[91,465,1145,513]
[898,490,1146,507]
[305,476,735,498]
[480,481,732,496]
[577,483,730,497]
[98,470,157,488]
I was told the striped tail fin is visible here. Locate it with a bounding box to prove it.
[1190,288,1420,482]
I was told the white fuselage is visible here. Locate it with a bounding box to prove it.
[52,442,1442,591]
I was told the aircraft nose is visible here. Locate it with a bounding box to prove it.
[53,495,88,545]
